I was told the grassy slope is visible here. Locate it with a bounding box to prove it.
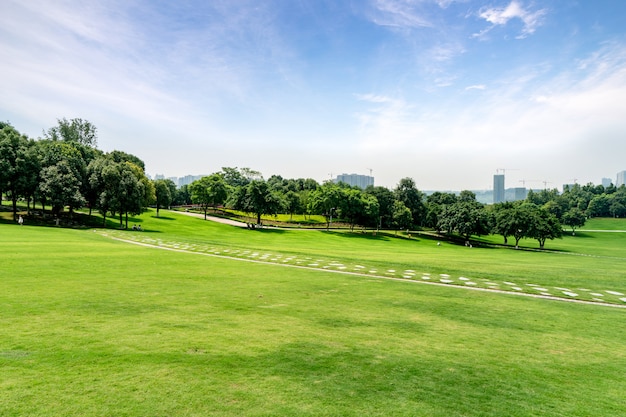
[1,213,625,416]
[102,211,626,300]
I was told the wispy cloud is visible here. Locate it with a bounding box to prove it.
[474,0,547,39]
[367,0,434,29]
[353,42,626,187]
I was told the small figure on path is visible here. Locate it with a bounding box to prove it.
[18,215,23,226]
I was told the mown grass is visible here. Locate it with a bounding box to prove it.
[93,210,626,304]
[1,210,626,416]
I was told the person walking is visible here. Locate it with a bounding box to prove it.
[18,215,23,226]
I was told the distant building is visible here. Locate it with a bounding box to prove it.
[163,175,206,187]
[514,187,527,201]
[334,173,374,189]
[154,174,165,180]
[617,171,626,187]
[602,177,613,188]
[493,174,505,203]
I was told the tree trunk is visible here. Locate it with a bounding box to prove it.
[257,212,261,225]
[125,212,129,229]
[12,194,17,220]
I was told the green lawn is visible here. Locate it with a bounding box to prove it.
[1,211,625,416]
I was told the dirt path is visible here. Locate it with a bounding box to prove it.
[176,210,248,227]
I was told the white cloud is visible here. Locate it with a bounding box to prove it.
[474,0,547,39]
[368,0,433,29]
[352,43,626,188]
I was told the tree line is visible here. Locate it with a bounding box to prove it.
[0,119,153,228]
[183,168,625,249]
[3,119,625,248]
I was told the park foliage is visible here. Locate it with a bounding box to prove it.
[2,119,626,248]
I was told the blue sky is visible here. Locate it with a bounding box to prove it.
[2,0,625,190]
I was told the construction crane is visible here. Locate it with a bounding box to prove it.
[519,179,538,187]
[496,168,519,175]
[542,180,552,189]
[366,168,373,177]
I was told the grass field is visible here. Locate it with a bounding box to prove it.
[1,209,625,416]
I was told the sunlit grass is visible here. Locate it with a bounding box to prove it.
[2,211,626,416]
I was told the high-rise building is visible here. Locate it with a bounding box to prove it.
[493,174,505,203]
[617,171,626,187]
[514,187,527,201]
[334,173,374,189]
[602,178,613,187]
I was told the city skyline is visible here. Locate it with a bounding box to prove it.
[2,1,626,190]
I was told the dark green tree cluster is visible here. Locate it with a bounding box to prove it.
[0,119,154,228]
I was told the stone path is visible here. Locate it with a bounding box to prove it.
[95,229,626,309]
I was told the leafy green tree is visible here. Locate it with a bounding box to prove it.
[391,200,412,234]
[437,201,490,242]
[587,194,611,217]
[190,174,228,220]
[529,208,562,249]
[109,150,145,171]
[39,160,85,217]
[235,179,283,225]
[458,190,477,203]
[309,182,342,229]
[114,162,147,229]
[365,185,395,229]
[425,192,457,230]
[220,167,261,188]
[394,177,426,227]
[338,188,379,231]
[88,156,116,226]
[490,202,516,244]
[154,179,172,217]
[561,208,586,235]
[0,125,39,219]
[44,117,98,147]
[284,190,301,220]
[173,184,192,206]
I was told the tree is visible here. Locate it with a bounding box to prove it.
[391,200,412,234]
[529,209,562,249]
[88,156,116,226]
[113,162,147,229]
[44,117,98,147]
[309,182,343,229]
[509,204,537,248]
[190,174,228,220]
[425,192,457,231]
[338,188,379,231]
[365,185,395,229]
[394,177,426,227]
[109,150,145,172]
[561,208,586,235]
[284,190,301,220]
[153,179,172,217]
[0,125,39,219]
[236,180,283,225]
[490,202,516,244]
[39,160,85,217]
[220,167,261,188]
